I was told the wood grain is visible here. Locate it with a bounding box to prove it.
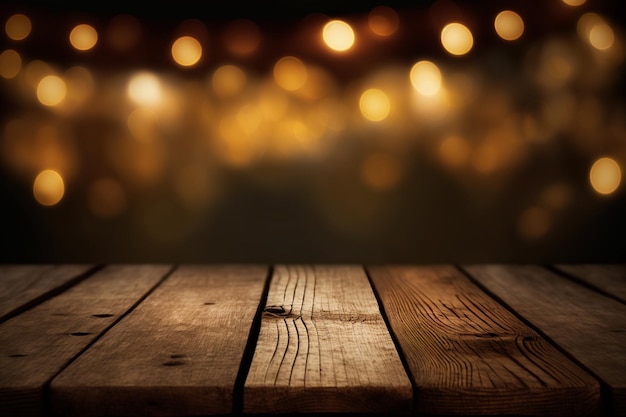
[554,264,626,304]
[368,265,600,416]
[244,264,412,414]
[0,264,171,417]
[0,265,96,323]
[50,264,268,417]
[464,264,626,416]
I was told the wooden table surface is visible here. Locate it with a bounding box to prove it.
[0,264,624,417]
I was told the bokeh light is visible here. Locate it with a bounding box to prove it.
[589,21,614,50]
[37,75,67,106]
[33,169,65,206]
[359,88,390,122]
[69,24,98,51]
[5,14,32,41]
[562,0,586,6]
[127,72,162,106]
[577,13,615,51]
[590,157,621,195]
[410,60,442,96]
[1,1,626,263]
[494,10,524,41]
[322,20,355,52]
[273,56,307,91]
[211,65,247,97]
[0,49,22,79]
[171,36,202,67]
[441,23,473,55]
[368,6,399,37]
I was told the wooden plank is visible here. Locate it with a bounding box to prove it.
[368,265,600,417]
[554,264,626,304]
[244,264,412,414]
[0,264,171,417]
[50,264,268,417]
[0,264,97,322]
[464,264,626,417]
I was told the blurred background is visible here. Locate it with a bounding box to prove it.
[0,0,625,264]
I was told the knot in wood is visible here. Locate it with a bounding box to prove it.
[263,305,299,320]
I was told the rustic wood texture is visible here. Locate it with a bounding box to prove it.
[244,264,412,414]
[0,264,171,417]
[554,264,626,304]
[368,265,600,417]
[50,264,268,417]
[0,264,95,322]
[464,264,626,417]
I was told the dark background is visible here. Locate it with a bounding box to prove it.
[1,0,625,264]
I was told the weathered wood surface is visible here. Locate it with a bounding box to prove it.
[368,265,600,417]
[0,264,171,417]
[0,264,96,323]
[554,264,626,304]
[464,264,626,417]
[244,264,412,414]
[50,265,269,417]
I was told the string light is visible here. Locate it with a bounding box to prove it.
[33,169,65,206]
[440,23,474,55]
[5,13,31,41]
[494,10,524,41]
[0,1,624,253]
[69,24,98,51]
[590,157,621,195]
[322,20,355,52]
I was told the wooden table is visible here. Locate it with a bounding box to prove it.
[0,264,624,417]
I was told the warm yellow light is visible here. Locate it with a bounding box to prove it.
[0,49,22,79]
[273,56,307,91]
[441,23,473,56]
[494,10,524,41]
[212,65,246,97]
[127,72,162,106]
[69,24,98,51]
[361,152,402,190]
[562,0,586,6]
[368,6,399,37]
[37,75,67,106]
[577,13,615,51]
[33,169,65,206]
[590,157,621,195]
[410,60,442,96]
[5,14,31,41]
[359,88,390,122]
[322,20,355,52]
[171,36,202,67]
[127,107,159,141]
[589,22,614,50]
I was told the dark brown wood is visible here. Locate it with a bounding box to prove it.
[244,265,412,414]
[464,264,626,417]
[50,265,268,416]
[0,264,171,417]
[0,265,96,322]
[368,265,600,416]
[554,264,626,304]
